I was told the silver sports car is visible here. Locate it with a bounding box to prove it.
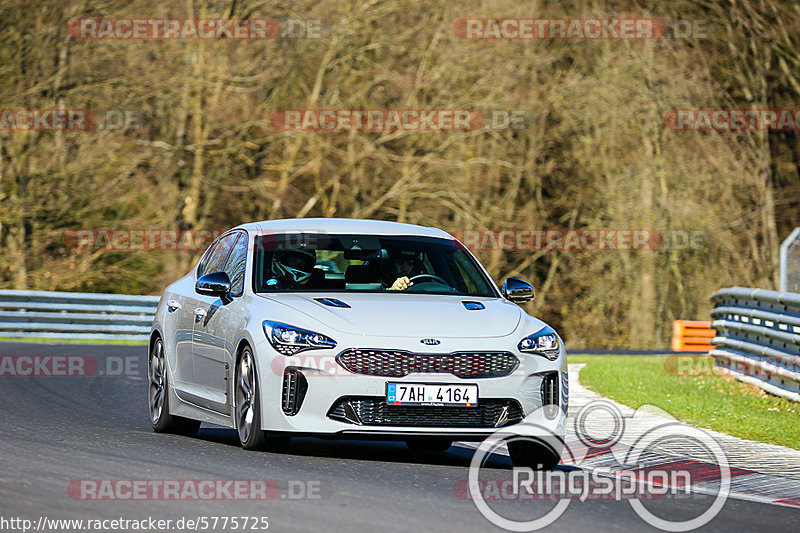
[149,218,567,468]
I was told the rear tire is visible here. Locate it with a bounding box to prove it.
[507,438,562,470]
[149,337,201,436]
[405,438,453,453]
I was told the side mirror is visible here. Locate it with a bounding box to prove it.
[502,277,534,303]
[196,272,232,301]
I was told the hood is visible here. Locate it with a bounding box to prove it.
[256,292,525,339]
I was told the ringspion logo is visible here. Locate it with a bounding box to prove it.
[466,401,730,531]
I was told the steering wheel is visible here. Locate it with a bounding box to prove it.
[409,274,450,285]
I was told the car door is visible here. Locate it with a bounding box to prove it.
[169,242,219,393]
[167,277,196,391]
[173,232,238,409]
[191,231,246,414]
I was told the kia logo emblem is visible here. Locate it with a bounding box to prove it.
[420,338,441,345]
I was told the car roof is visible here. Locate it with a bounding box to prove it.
[234,218,454,239]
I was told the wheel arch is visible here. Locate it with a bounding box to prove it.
[234,338,252,363]
[231,338,254,423]
[149,329,162,353]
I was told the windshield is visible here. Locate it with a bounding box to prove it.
[252,234,497,297]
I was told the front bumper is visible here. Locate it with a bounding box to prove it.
[254,336,568,439]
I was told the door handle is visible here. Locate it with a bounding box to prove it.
[194,307,207,322]
[167,299,181,312]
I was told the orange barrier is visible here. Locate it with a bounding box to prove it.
[672,320,716,352]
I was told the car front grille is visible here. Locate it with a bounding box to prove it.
[335,349,519,379]
[327,397,524,428]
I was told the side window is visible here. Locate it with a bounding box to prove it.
[448,253,473,294]
[448,249,491,295]
[198,233,238,278]
[196,245,214,277]
[223,233,248,297]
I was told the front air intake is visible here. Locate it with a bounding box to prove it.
[282,369,308,416]
[540,371,560,419]
[541,371,559,406]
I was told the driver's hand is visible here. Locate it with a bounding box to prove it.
[389,276,413,291]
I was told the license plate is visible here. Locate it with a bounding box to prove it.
[386,383,478,407]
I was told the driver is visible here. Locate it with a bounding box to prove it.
[267,249,316,289]
[381,250,424,291]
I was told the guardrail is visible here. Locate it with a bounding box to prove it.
[0,290,159,342]
[709,286,800,402]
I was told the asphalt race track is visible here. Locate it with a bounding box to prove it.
[0,342,797,532]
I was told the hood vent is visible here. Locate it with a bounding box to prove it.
[462,301,485,311]
[314,297,351,308]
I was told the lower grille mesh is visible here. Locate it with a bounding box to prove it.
[327,397,524,428]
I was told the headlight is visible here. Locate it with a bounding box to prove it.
[517,326,561,360]
[263,320,337,355]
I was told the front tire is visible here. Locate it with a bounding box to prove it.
[149,337,200,436]
[234,347,291,452]
[235,346,269,450]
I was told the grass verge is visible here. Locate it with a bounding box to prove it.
[570,354,800,450]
